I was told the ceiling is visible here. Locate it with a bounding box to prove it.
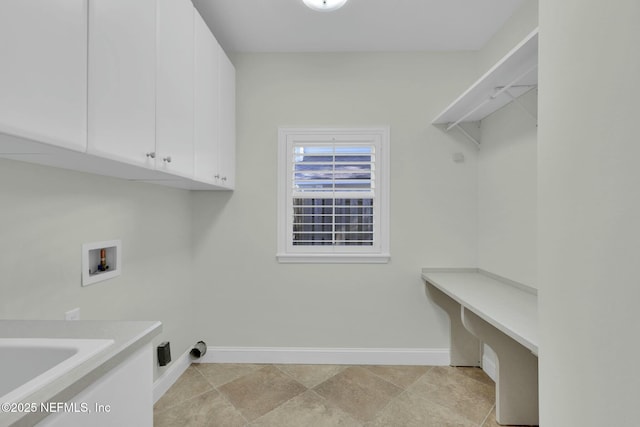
[193,0,526,53]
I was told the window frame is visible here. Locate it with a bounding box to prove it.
[277,127,390,264]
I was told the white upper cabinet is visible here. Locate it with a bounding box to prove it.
[193,11,221,184]
[155,0,195,178]
[87,0,157,167]
[0,0,88,152]
[218,48,236,189]
[0,0,235,190]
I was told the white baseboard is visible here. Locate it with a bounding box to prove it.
[151,346,487,398]
[482,352,497,382]
[193,347,450,366]
[153,348,192,403]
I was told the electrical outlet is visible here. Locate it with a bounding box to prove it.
[65,308,80,321]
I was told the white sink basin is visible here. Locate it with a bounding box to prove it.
[0,338,114,403]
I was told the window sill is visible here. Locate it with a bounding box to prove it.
[276,253,391,264]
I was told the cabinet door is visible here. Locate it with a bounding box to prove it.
[218,47,236,189]
[193,11,220,184]
[0,0,87,152]
[38,345,153,427]
[156,0,194,178]
[87,0,156,167]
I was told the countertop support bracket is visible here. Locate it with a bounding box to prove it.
[422,268,539,426]
[463,308,539,425]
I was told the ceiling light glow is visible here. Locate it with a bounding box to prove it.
[303,0,348,12]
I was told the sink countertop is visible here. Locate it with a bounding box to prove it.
[0,320,161,427]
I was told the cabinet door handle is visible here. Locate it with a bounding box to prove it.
[221,176,227,181]
[163,156,172,163]
[214,174,220,179]
[146,152,156,159]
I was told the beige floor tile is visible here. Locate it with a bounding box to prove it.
[481,406,534,427]
[276,364,347,388]
[250,390,362,427]
[455,366,495,387]
[407,366,495,425]
[194,363,264,388]
[218,365,307,422]
[155,363,507,427]
[313,366,402,423]
[154,366,214,414]
[366,390,477,427]
[363,365,432,389]
[481,406,501,427]
[154,389,246,427]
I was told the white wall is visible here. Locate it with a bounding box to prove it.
[477,0,539,73]
[477,89,537,287]
[0,159,197,380]
[191,52,480,351]
[538,0,640,425]
[468,0,539,376]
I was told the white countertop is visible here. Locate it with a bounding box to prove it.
[422,268,538,355]
[0,320,161,427]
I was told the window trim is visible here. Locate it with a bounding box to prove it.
[277,127,390,264]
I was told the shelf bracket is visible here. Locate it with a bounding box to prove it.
[445,64,538,133]
[504,89,538,124]
[490,64,538,100]
[453,124,480,147]
[445,99,490,132]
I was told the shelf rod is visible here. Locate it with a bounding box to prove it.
[494,84,537,91]
[446,63,538,132]
[490,64,538,100]
[455,124,480,147]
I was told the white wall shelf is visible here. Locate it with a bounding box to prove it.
[432,28,539,144]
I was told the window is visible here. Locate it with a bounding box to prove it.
[277,128,390,263]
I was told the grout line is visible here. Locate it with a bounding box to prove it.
[193,362,264,389]
[402,385,484,427]
[402,366,494,426]
[479,403,496,426]
[271,364,312,390]
[451,366,496,388]
[306,389,365,427]
[254,365,366,425]
[192,363,252,425]
[191,362,219,389]
[370,388,409,423]
[155,366,217,416]
[362,365,434,390]
[274,363,349,389]
[409,365,435,388]
[215,386,250,426]
[204,363,306,426]
[248,388,306,425]
[154,387,215,416]
[191,362,216,387]
[323,366,405,424]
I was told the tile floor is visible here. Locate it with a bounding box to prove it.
[154,363,510,427]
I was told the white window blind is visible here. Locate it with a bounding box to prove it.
[278,128,390,263]
[292,143,375,246]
